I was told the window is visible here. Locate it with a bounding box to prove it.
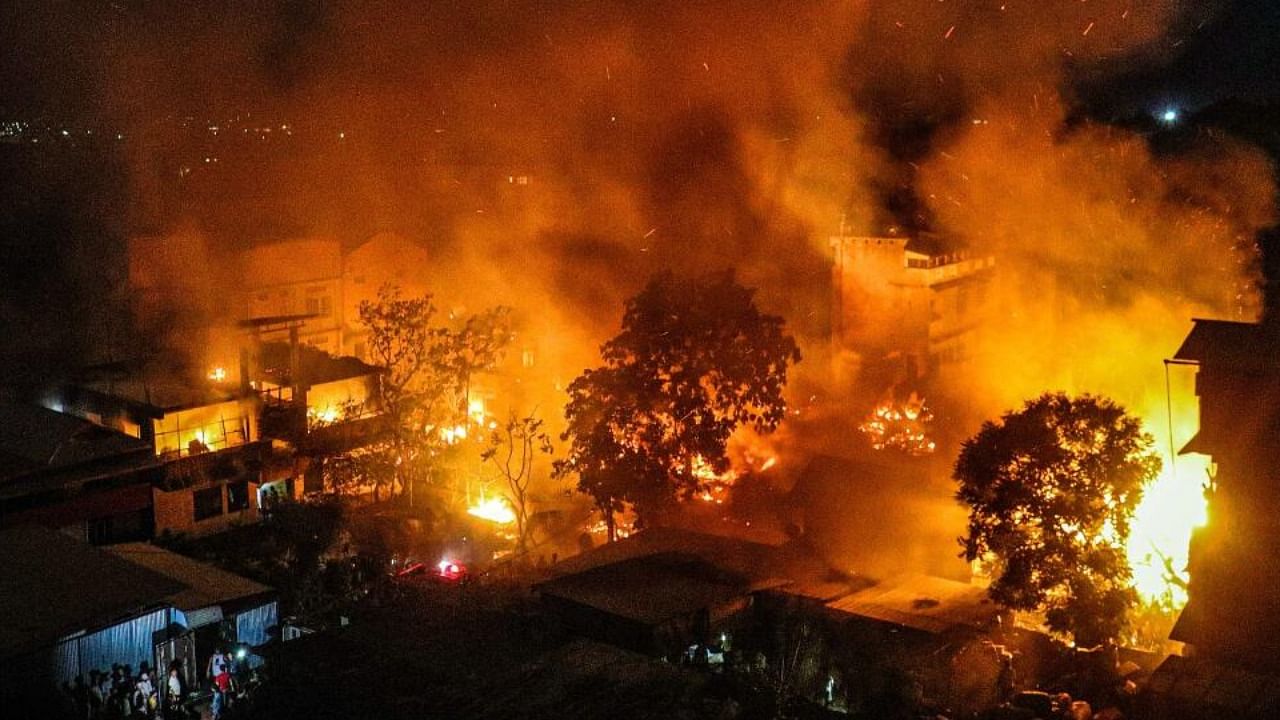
[194,486,224,521]
[305,295,332,317]
[227,481,251,513]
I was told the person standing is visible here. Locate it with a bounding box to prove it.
[211,669,231,719]
[164,667,182,720]
[134,672,156,719]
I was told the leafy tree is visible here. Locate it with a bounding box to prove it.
[954,392,1161,648]
[481,410,554,554]
[355,284,512,505]
[556,271,800,535]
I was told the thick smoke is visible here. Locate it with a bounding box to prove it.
[3,2,1275,574]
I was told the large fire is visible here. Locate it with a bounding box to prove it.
[858,393,937,456]
[467,495,516,524]
[1126,420,1209,608]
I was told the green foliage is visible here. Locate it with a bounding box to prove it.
[954,392,1161,647]
[556,270,800,530]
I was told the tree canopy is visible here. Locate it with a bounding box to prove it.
[556,270,800,535]
[334,284,511,504]
[954,392,1161,648]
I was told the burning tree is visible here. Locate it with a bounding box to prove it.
[955,392,1160,649]
[480,411,554,554]
[556,271,800,537]
[350,284,511,504]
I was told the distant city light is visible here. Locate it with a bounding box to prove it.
[1160,107,1179,124]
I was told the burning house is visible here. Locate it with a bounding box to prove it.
[830,232,995,384]
[1163,320,1280,669]
[44,370,272,537]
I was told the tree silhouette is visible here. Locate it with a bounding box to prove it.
[481,410,554,554]
[556,271,800,535]
[355,284,511,505]
[955,392,1161,648]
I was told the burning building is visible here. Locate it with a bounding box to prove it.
[831,231,995,385]
[1164,319,1280,670]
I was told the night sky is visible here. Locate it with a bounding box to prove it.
[4,1,1280,119]
[4,0,1280,377]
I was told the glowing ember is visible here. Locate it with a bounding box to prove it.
[468,495,516,524]
[690,455,738,503]
[308,406,340,425]
[586,518,632,539]
[208,367,227,383]
[858,393,937,456]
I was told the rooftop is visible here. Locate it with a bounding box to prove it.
[1173,318,1274,367]
[105,542,274,613]
[543,526,789,585]
[0,403,151,481]
[258,342,380,386]
[0,525,184,660]
[824,573,1003,635]
[74,375,243,413]
[538,553,758,626]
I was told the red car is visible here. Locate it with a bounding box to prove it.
[394,558,468,584]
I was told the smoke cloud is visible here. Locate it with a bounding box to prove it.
[3,1,1274,573]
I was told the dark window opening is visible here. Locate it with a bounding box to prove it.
[227,481,251,513]
[194,486,224,521]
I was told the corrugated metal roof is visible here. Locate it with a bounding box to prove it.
[542,527,785,585]
[539,553,751,625]
[0,526,185,660]
[106,543,273,613]
[825,574,1002,635]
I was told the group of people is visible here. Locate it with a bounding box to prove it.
[206,648,241,720]
[60,663,182,719]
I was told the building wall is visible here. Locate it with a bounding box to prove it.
[831,236,916,354]
[240,237,344,353]
[830,235,994,379]
[341,233,431,359]
[153,479,260,537]
[48,607,175,686]
[1179,360,1280,669]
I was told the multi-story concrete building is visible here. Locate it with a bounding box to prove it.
[240,237,345,355]
[830,232,995,381]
